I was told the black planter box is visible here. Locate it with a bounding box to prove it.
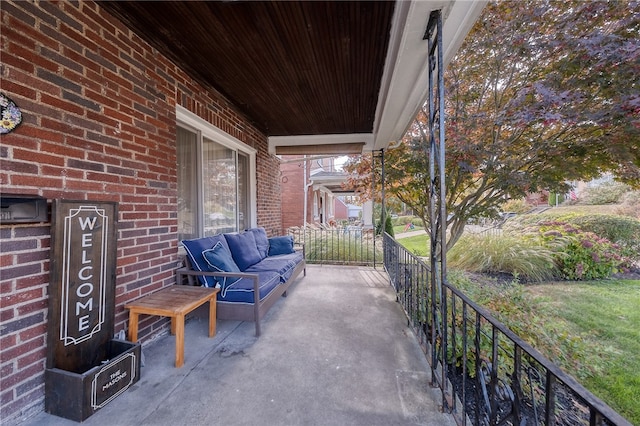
[45,339,141,422]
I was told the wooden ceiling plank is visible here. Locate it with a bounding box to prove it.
[98,1,394,137]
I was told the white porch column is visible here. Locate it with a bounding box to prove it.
[362,200,373,229]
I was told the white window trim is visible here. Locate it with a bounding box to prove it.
[176,105,257,230]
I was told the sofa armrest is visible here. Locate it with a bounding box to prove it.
[176,266,262,334]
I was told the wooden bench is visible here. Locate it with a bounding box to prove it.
[125,286,220,367]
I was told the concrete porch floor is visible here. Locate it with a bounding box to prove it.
[20,265,456,426]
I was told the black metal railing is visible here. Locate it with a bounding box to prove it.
[287,226,383,267]
[383,233,631,426]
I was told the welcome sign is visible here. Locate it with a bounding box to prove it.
[60,204,109,346]
[47,200,117,373]
[46,200,140,421]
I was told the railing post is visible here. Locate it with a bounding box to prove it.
[512,346,523,423]
[490,327,499,425]
[381,148,385,235]
[372,150,377,267]
[450,290,457,413]
[424,8,449,413]
[462,302,468,424]
[545,371,556,426]
[474,311,482,425]
[591,410,604,426]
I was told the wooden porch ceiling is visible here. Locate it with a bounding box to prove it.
[99,2,393,136]
[98,1,486,154]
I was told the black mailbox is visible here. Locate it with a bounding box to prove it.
[0,195,48,223]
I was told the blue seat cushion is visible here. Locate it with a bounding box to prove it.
[224,231,262,271]
[245,251,304,282]
[182,235,230,287]
[217,270,281,303]
[202,241,242,290]
[268,235,295,256]
[246,227,269,259]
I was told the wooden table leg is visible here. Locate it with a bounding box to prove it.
[128,311,139,342]
[175,314,185,368]
[124,286,219,368]
[170,316,176,335]
[208,295,217,337]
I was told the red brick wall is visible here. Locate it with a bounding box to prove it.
[334,198,348,220]
[280,156,309,229]
[0,1,279,422]
[256,145,283,236]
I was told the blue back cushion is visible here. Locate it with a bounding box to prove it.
[182,235,229,287]
[268,235,295,256]
[224,231,262,271]
[203,242,241,290]
[247,227,269,259]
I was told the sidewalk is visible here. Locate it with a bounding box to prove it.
[395,229,428,239]
[19,265,455,426]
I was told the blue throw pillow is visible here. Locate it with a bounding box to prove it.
[247,227,269,259]
[202,242,242,289]
[182,235,228,287]
[224,231,262,270]
[268,235,295,256]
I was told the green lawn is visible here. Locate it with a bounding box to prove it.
[395,233,429,256]
[392,224,406,234]
[524,280,640,424]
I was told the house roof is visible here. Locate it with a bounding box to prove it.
[99,1,485,154]
[310,170,353,194]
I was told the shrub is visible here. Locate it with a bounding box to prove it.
[505,212,640,261]
[448,233,556,282]
[500,198,531,214]
[376,210,394,237]
[385,214,395,237]
[395,215,414,225]
[565,214,640,260]
[392,216,424,229]
[537,221,631,280]
[548,192,565,206]
[616,191,640,219]
[581,181,631,205]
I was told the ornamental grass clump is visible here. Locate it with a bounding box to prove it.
[448,233,556,282]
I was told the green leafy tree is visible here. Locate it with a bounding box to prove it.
[345,0,640,251]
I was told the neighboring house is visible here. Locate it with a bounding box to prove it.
[346,203,364,221]
[0,1,483,422]
[280,156,308,229]
[280,155,362,228]
[334,197,349,222]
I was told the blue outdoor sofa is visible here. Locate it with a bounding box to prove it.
[177,228,306,336]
